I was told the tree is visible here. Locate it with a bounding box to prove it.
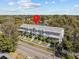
[61,56,65,59]
[1,21,16,37]
[65,54,75,59]
[0,33,16,52]
[62,39,73,52]
[73,39,79,52]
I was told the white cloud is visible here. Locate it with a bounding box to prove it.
[62,5,79,15]
[74,4,79,8]
[45,0,55,4]
[18,1,41,8]
[8,0,41,9]
[8,2,15,6]
[68,4,79,11]
[18,0,41,8]
[59,0,68,2]
[45,1,48,4]
[51,1,55,4]
[50,4,79,15]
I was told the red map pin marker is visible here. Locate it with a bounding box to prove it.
[33,15,40,25]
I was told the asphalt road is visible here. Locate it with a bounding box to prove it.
[17,41,53,59]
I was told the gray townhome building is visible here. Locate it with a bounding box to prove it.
[18,24,64,43]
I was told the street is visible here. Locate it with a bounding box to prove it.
[17,41,53,59]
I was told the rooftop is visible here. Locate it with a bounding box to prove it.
[19,24,64,33]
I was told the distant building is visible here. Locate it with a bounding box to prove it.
[18,24,64,43]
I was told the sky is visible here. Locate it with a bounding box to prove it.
[0,0,79,15]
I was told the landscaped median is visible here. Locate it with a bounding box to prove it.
[18,35,55,54]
